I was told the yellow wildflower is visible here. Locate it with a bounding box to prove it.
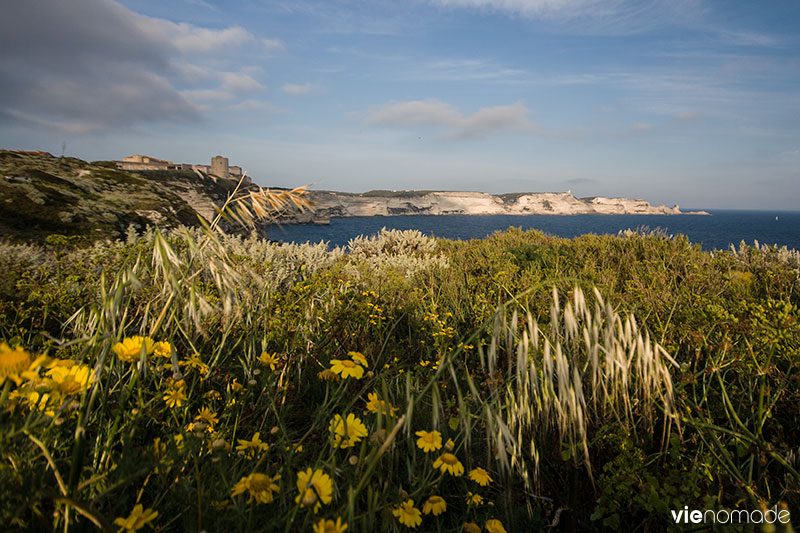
[329,413,368,448]
[45,364,95,395]
[210,499,230,510]
[194,407,219,427]
[463,523,481,533]
[433,452,464,476]
[259,351,280,371]
[179,353,209,376]
[153,341,171,359]
[313,517,348,533]
[366,392,398,416]
[414,430,442,453]
[0,343,32,386]
[392,499,422,528]
[328,351,368,380]
[231,472,281,504]
[113,504,158,532]
[468,467,493,486]
[112,336,154,363]
[465,492,483,506]
[328,359,364,380]
[422,495,447,516]
[317,369,340,382]
[163,380,187,408]
[236,432,269,457]
[19,390,57,416]
[295,468,333,513]
[347,351,368,367]
[485,519,507,533]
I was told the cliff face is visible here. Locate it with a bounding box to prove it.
[298,190,707,219]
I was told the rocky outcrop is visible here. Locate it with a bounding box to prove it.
[290,190,708,221]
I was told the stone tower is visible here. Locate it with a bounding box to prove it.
[210,155,229,178]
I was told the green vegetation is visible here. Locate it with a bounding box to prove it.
[0,200,798,530]
[361,190,440,198]
[0,151,245,243]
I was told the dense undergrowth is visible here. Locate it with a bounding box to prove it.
[0,224,798,531]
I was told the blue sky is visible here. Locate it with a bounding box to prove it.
[1,0,798,209]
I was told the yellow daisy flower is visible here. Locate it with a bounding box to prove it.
[485,519,507,533]
[236,432,269,457]
[317,369,341,382]
[313,517,348,533]
[163,380,187,408]
[366,392,398,416]
[414,430,442,453]
[329,413,368,448]
[112,336,154,363]
[392,499,422,528]
[231,472,281,504]
[465,492,483,506]
[432,452,464,476]
[153,341,172,359]
[347,351,368,367]
[328,356,365,379]
[295,468,334,513]
[179,353,210,376]
[45,364,95,395]
[468,467,493,486]
[422,495,447,516]
[0,343,32,386]
[194,407,219,427]
[463,523,481,533]
[113,504,158,532]
[259,351,280,371]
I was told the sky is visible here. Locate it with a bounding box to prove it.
[1,0,799,209]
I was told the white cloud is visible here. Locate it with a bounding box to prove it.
[262,38,285,51]
[226,100,280,112]
[132,15,282,54]
[429,0,598,18]
[220,72,264,92]
[366,99,536,139]
[282,83,314,95]
[428,0,706,36]
[181,89,236,102]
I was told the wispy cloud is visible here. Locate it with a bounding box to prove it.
[366,99,536,139]
[405,58,527,82]
[226,100,280,112]
[282,83,314,95]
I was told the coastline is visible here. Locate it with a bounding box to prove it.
[282,190,710,224]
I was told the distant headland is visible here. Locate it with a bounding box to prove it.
[286,189,709,224]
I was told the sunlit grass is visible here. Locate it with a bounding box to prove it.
[0,195,798,530]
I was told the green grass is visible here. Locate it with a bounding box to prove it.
[0,220,798,531]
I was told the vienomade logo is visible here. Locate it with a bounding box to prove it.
[671,505,791,526]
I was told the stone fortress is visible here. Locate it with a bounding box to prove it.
[115,154,250,184]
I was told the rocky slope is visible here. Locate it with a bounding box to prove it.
[0,150,250,242]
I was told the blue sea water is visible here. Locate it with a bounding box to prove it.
[266,210,800,252]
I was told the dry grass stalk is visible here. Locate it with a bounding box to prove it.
[483,286,678,487]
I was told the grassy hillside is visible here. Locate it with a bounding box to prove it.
[0,151,246,243]
[0,222,797,531]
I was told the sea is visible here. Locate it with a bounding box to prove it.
[266,210,800,252]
